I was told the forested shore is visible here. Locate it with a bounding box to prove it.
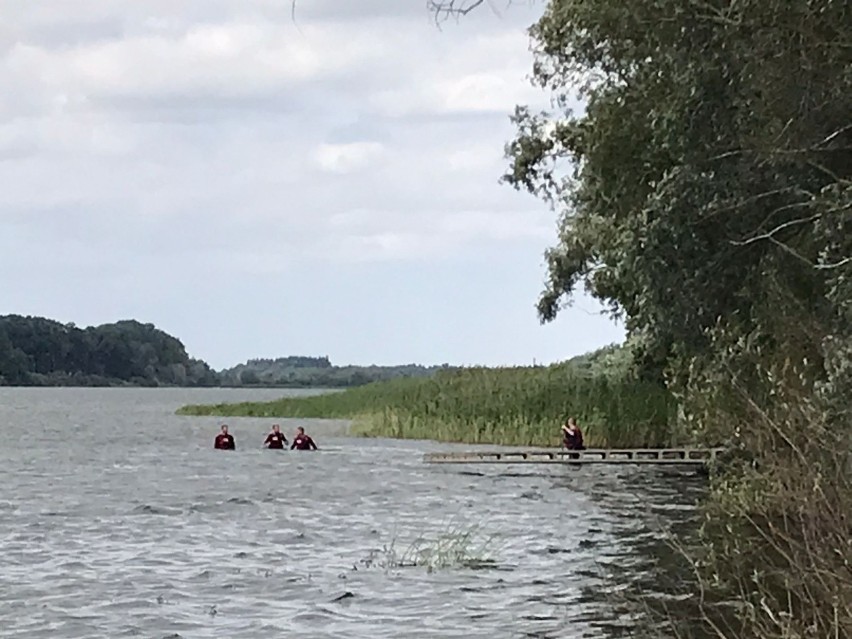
[187,1,852,636]
[0,315,445,388]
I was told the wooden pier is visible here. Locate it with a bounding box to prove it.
[423,447,724,466]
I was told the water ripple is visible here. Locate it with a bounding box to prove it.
[0,387,706,639]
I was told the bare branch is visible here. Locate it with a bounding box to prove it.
[817,123,852,147]
[731,214,822,247]
[729,194,852,270]
[427,0,489,23]
[816,255,852,270]
[293,0,514,26]
[428,0,537,25]
[766,236,848,271]
[806,159,852,185]
[702,187,809,221]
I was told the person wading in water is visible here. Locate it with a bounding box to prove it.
[561,417,585,450]
[264,424,288,449]
[214,424,236,450]
[290,426,318,451]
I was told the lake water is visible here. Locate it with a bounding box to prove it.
[0,388,705,638]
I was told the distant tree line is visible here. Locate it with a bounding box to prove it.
[220,356,451,388]
[0,315,218,387]
[0,315,451,388]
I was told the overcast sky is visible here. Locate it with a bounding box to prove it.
[0,0,624,369]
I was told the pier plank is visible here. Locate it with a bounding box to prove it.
[423,447,724,465]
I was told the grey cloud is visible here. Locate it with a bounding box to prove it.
[0,1,628,372]
[95,91,313,123]
[13,18,125,50]
[291,0,433,21]
[2,0,549,267]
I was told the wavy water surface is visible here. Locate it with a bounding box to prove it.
[0,388,705,638]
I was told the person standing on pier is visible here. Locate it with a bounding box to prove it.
[561,417,585,450]
[214,424,236,450]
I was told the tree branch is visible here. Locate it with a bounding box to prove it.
[816,123,852,148]
[292,0,505,25]
[427,0,488,22]
[731,214,821,248]
[815,255,852,270]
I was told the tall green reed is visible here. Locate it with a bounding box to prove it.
[179,360,680,447]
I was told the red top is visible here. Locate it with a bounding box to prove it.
[291,434,317,450]
[562,426,584,450]
[214,433,235,450]
[264,432,288,449]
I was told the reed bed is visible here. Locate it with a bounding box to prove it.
[180,362,680,448]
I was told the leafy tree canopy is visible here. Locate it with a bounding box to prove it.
[0,315,218,386]
[501,0,850,377]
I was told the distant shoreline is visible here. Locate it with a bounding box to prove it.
[0,382,345,390]
[0,314,447,389]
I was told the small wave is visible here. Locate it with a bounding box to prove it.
[330,591,355,603]
[498,472,543,479]
[187,502,213,513]
[291,609,338,624]
[459,582,507,592]
[537,546,572,555]
[520,614,559,621]
[131,504,181,516]
[520,490,543,500]
[226,497,254,505]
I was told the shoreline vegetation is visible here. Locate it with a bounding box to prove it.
[0,314,447,389]
[187,0,851,633]
[178,345,683,449]
[465,0,850,637]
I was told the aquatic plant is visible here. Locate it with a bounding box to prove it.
[179,358,679,448]
[359,524,500,573]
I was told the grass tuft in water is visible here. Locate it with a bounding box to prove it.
[360,524,500,573]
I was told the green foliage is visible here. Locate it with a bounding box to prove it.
[675,342,852,639]
[220,355,450,388]
[180,346,679,448]
[503,0,850,375]
[0,315,451,389]
[0,315,218,387]
[491,1,851,637]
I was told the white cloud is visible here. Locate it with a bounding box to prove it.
[0,2,632,371]
[4,22,387,108]
[313,141,385,174]
[0,1,553,266]
[318,206,552,263]
[445,143,504,172]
